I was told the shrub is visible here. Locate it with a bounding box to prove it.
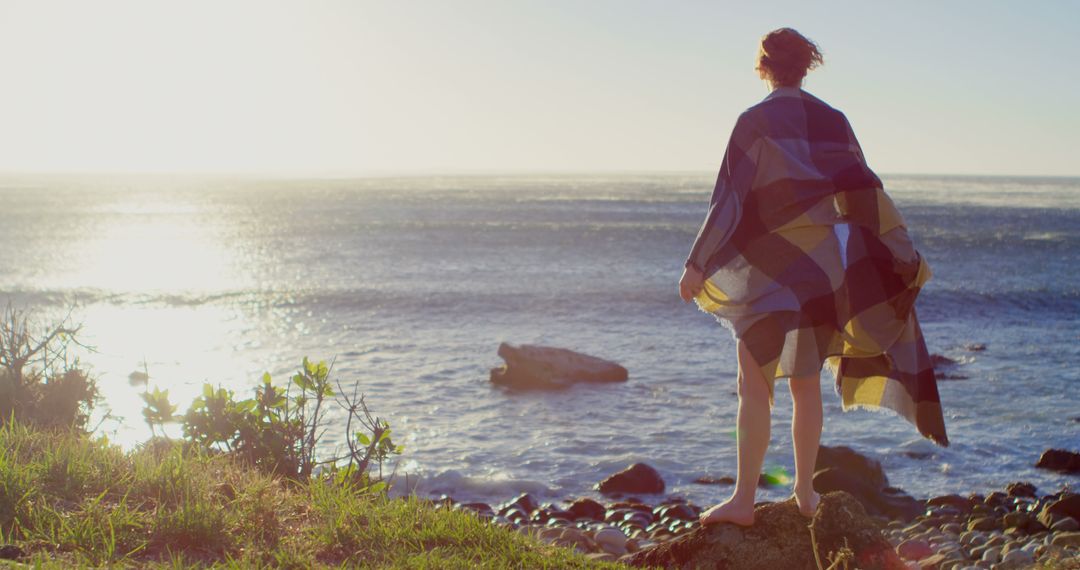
[0,305,98,431]
[176,357,403,488]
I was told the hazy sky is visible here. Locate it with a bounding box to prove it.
[1,1,1077,176]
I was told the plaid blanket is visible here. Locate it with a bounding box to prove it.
[686,87,949,447]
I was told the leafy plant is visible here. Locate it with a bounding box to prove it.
[141,386,178,438]
[181,357,402,489]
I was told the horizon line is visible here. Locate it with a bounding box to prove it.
[1,169,1078,180]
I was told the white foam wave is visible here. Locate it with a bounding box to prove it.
[389,468,560,505]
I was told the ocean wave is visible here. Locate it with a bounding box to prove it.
[389,468,560,505]
[920,289,1080,319]
[4,284,1078,322]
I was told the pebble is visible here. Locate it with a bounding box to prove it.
[999,548,1034,567]
[538,527,563,542]
[594,527,628,556]
[959,530,984,546]
[1050,516,1080,532]
[1001,511,1030,530]
[969,544,990,559]
[967,517,997,532]
[1049,531,1080,548]
[450,481,1080,564]
[558,527,588,543]
[915,553,947,568]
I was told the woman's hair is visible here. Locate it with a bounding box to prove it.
[755,28,823,87]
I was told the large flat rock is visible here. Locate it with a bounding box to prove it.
[490,343,628,390]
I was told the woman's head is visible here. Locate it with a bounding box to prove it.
[755,28,823,88]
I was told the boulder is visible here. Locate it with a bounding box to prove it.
[812,467,922,521]
[1037,493,1080,528]
[624,491,904,570]
[811,446,923,521]
[456,502,494,517]
[598,463,665,496]
[594,527,628,556]
[967,516,998,532]
[1005,481,1037,498]
[926,494,970,511]
[567,497,606,521]
[1035,449,1080,474]
[1050,531,1080,548]
[1052,516,1080,532]
[489,343,628,390]
[655,503,697,522]
[815,445,888,489]
[500,492,539,515]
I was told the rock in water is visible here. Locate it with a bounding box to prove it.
[816,445,888,488]
[625,491,904,570]
[598,463,665,495]
[489,343,628,390]
[1035,448,1080,474]
[812,445,923,521]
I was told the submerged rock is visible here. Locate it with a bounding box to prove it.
[929,353,968,379]
[929,353,958,367]
[489,343,628,390]
[692,475,735,485]
[624,491,904,570]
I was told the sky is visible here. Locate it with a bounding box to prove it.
[0,1,1078,176]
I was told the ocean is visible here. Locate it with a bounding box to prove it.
[1,172,1077,507]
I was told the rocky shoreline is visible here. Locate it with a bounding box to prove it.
[425,447,1080,569]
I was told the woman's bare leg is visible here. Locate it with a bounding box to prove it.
[789,371,822,517]
[700,340,772,526]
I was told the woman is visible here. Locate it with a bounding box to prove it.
[679,28,949,527]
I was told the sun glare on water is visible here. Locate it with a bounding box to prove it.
[43,188,269,446]
[71,197,241,294]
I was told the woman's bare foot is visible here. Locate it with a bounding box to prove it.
[698,497,755,527]
[792,488,821,518]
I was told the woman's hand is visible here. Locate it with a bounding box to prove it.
[679,264,705,303]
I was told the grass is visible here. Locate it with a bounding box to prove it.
[0,422,630,569]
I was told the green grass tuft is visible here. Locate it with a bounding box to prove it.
[0,422,630,568]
